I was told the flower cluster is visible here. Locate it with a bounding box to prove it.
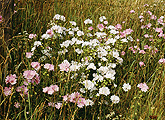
[62,92,86,108]
[5,74,17,85]
[43,85,59,95]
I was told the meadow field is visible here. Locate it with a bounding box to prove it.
[0,0,164,119]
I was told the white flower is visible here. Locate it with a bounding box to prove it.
[83,80,95,90]
[114,84,117,87]
[34,41,42,47]
[108,63,116,68]
[106,38,117,45]
[87,63,96,70]
[121,38,128,43]
[41,34,50,39]
[53,14,60,20]
[84,19,92,25]
[122,83,131,92]
[110,95,120,104]
[107,25,116,30]
[69,21,76,26]
[60,15,66,21]
[80,88,86,93]
[77,31,84,36]
[117,57,123,64]
[110,30,119,34]
[112,50,119,58]
[75,48,83,54]
[85,99,94,106]
[99,87,110,96]
[99,16,106,22]
[31,46,36,52]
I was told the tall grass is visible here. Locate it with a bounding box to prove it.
[0,0,164,119]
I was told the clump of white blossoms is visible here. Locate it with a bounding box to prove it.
[38,14,134,106]
[122,83,131,92]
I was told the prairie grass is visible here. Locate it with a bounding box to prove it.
[0,0,165,120]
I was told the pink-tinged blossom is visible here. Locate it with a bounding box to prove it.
[115,24,122,30]
[48,102,55,107]
[103,21,108,25]
[139,15,144,19]
[23,70,37,79]
[14,102,20,108]
[121,51,125,55]
[29,34,37,39]
[139,61,145,67]
[97,24,104,31]
[26,52,33,58]
[31,62,40,70]
[62,94,68,101]
[139,50,146,54]
[44,63,54,71]
[144,4,149,7]
[146,23,152,29]
[69,92,81,103]
[0,15,2,22]
[16,85,28,93]
[158,58,165,64]
[46,29,54,37]
[58,60,70,72]
[5,74,17,85]
[43,84,59,95]
[144,34,149,38]
[157,18,163,25]
[146,11,152,15]
[141,25,145,29]
[55,103,62,109]
[77,98,86,108]
[144,45,150,49]
[3,87,12,96]
[150,15,157,20]
[130,10,135,13]
[155,28,163,33]
[137,83,149,92]
[32,74,40,85]
[88,26,94,31]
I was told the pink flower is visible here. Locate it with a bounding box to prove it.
[158,58,165,64]
[43,84,59,95]
[144,45,149,49]
[26,52,33,58]
[115,24,122,30]
[139,50,146,54]
[3,87,12,96]
[103,21,108,25]
[69,92,80,103]
[16,85,28,93]
[55,103,62,109]
[31,62,40,70]
[150,15,157,20]
[29,34,37,39]
[139,61,145,67]
[144,4,149,7]
[88,26,94,31]
[62,94,68,101]
[58,60,70,72]
[14,102,20,108]
[146,23,152,29]
[97,24,104,31]
[46,29,54,37]
[77,98,86,108]
[32,74,40,85]
[0,15,2,22]
[146,11,152,15]
[144,34,149,38]
[121,51,125,55]
[5,74,17,85]
[23,70,37,80]
[44,63,54,71]
[130,10,135,13]
[139,15,144,19]
[137,83,149,92]
[155,28,163,33]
